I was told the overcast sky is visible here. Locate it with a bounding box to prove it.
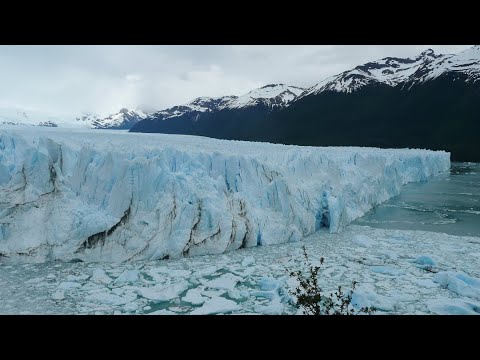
[0,45,472,117]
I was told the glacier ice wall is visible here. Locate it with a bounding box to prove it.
[0,128,450,263]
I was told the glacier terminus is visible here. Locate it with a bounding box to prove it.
[0,127,450,263]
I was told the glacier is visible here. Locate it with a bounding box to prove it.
[0,127,450,263]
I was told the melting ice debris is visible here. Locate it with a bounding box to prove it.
[1,224,480,315]
[91,269,113,285]
[241,256,255,267]
[114,270,140,285]
[84,291,136,306]
[136,281,189,303]
[148,309,176,315]
[201,289,226,298]
[351,234,376,248]
[258,277,282,291]
[24,277,45,285]
[202,273,243,291]
[415,256,436,266]
[182,287,207,305]
[414,255,438,271]
[0,127,450,262]
[369,266,406,276]
[192,266,219,278]
[66,273,89,282]
[254,298,284,315]
[351,289,397,312]
[52,290,65,301]
[433,272,480,300]
[123,302,139,313]
[190,296,241,315]
[57,281,82,290]
[251,276,286,314]
[427,298,480,315]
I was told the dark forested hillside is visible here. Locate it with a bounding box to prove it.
[268,74,480,161]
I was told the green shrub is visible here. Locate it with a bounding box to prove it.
[288,246,376,315]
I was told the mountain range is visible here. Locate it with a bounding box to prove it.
[0,108,147,130]
[74,108,147,129]
[2,46,479,160]
[130,45,480,161]
[130,84,305,138]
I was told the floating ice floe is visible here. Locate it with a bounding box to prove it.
[202,273,243,290]
[434,272,480,300]
[190,297,241,315]
[136,281,189,303]
[114,270,140,285]
[91,269,113,285]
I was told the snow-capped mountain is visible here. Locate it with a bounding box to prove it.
[37,121,58,127]
[269,45,480,161]
[89,108,147,129]
[130,84,305,134]
[140,84,304,124]
[0,107,61,127]
[75,113,100,125]
[223,84,305,109]
[147,96,238,121]
[303,46,480,96]
[0,108,147,130]
[131,45,480,161]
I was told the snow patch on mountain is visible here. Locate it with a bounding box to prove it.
[223,84,305,109]
[149,96,238,121]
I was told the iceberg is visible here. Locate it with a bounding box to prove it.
[0,127,450,262]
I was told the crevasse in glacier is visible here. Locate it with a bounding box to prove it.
[0,127,450,262]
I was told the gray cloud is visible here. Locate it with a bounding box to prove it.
[0,45,471,117]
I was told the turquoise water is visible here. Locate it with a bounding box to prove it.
[354,162,480,237]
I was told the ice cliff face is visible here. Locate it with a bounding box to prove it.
[0,128,450,263]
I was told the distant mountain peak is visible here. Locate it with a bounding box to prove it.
[74,108,145,130]
[224,84,305,110]
[0,107,61,127]
[258,83,304,91]
[304,45,480,96]
[145,96,236,122]
[420,48,435,56]
[259,83,296,89]
[131,83,306,134]
[260,83,282,88]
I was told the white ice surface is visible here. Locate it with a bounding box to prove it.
[0,127,450,262]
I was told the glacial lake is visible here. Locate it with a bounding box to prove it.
[354,162,480,237]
